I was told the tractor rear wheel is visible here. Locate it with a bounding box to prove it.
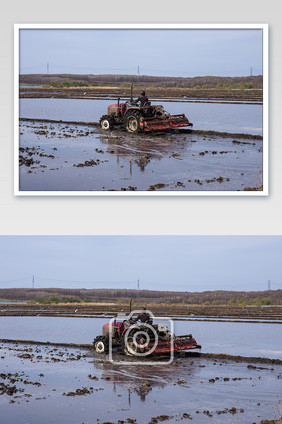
[93,336,109,354]
[121,328,148,356]
[100,115,113,131]
[122,335,138,356]
[124,111,141,133]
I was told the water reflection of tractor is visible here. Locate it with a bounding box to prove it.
[95,362,160,402]
[93,310,201,357]
[99,86,193,134]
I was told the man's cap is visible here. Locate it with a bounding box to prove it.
[141,91,146,96]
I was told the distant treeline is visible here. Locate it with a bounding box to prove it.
[0,288,280,306]
[19,74,263,89]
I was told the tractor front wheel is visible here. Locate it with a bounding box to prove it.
[100,116,113,131]
[124,111,141,133]
[93,336,109,354]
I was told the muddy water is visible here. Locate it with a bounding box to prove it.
[19,98,263,136]
[0,341,281,424]
[1,316,281,359]
[19,121,263,192]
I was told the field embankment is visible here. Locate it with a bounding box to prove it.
[19,73,263,101]
[1,288,281,306]
[1,302,281,320]
[19,86,263,102]
[19,73,263,89]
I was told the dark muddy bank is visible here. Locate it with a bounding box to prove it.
[1,339,282,366]
[19,86,263,103]
[18,119,263,192]
[2,303,280,320]
[0,341,280,424]
[19,117,263,140]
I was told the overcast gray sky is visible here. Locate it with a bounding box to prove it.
[0,236,280,292]
[19,28,263,77]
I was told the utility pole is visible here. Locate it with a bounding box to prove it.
[137,66,140,76]
[267,280,271,290]
[32,275,35,289]
[137,279,140,290]
[250,66,253,76]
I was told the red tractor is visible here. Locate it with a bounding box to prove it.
[93,314,201,357]
[99,98,193,134]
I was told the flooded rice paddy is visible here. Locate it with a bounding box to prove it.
[1,316,281,360]
[1,340,281,423]
[1,315,281,423]
[19,98,263,136]
[18,119,263,192]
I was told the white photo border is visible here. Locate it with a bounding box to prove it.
[14,23,269,197]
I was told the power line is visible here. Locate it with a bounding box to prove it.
[50,65,137,72]
[0,278,31,284]
[35,277,280,288]
[19,63,263,77]
[36,276,137,285]
[20,65,46,70]
[1,276,281,291]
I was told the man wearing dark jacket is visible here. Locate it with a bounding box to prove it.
[137,91,149,106]
[136,307,151,323]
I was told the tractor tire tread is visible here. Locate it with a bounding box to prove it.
[93,336,109,354]
[124,110,142,133]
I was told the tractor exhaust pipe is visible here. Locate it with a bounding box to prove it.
[130,84,133,101]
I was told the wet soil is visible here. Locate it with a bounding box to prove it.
[0,341,281,424]
[18,119,263,192]
[19,117,263,140]
[19,86,263,103]
[1,339,282,366]
[2,303,280,320]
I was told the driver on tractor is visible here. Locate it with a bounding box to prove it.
[136,91,149,107]
[135,307,151,324]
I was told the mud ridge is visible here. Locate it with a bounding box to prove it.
[19,117,99,127]
[19,84,263,102]
[191,129,262,140]
[1,310,281,324]
[2,302,281,319]
[0,339,92,349]
[1,339,281,365]
[197,352,282,366]
[19,93,262,105]
[19,118,262,140]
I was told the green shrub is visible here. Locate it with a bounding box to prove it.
[36,296,80,304]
